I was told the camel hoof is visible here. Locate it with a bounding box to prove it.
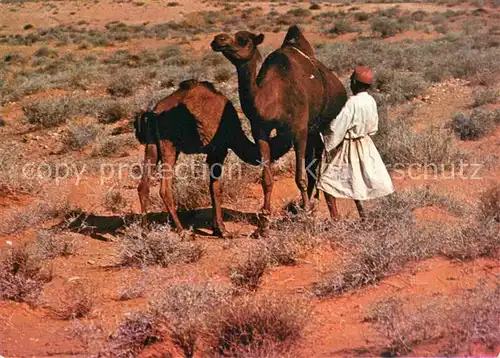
[250,228,269,239]
[178,230,195,241]
[213,227,233,239]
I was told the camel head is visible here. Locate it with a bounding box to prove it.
[211,31,264,65]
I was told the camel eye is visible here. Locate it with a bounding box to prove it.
[237,37,248,46]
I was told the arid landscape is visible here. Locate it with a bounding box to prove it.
[0,0,499,357]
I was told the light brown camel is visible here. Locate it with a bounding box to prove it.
[134,80,287,238]
[211,25,348,237]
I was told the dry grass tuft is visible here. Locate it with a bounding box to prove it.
[314,187,469,297]
[229,249,268,291]
[22,96,75,128]
[108,312,161,358]
[117,271,150,301]
[436,220,499,260]
[375,112,463,167]
[0,197,74,236]
[208,295,309,357]
[472,87,498,107]
[62,122,100,151]
[150,282,232,357]
[35,229,77,259]
[118,223,203,268]
[478,184,500,223]
[53,280,97,320]
[452,109,497,140]
[370,284,500,356]
[103,189,130,213]
[0,244,52,305]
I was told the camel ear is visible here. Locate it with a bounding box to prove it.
[253,34,264,46]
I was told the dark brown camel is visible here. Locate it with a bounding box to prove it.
[211,25,348,236]
[134,80,286,238]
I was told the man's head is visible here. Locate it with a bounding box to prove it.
[350,65,373,94]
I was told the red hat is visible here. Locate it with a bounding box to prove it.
[353,65,373,85]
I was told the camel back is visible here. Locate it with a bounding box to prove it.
[135,81,228,148]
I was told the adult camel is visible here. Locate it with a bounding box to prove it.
[211,25,347,237]
[134,80,286,238]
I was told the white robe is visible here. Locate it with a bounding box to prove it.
[317,92,394,200]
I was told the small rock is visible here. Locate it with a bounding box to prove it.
[6,240,13,246]
[87,260,96,265]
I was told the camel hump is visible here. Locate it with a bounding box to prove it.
[281,25,315,58]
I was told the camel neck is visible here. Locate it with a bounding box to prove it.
[235,51,261,120]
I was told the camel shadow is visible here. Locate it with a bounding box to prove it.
[57,208,258,240]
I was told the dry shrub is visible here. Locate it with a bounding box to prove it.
[371,16,407,37]
[375,112,462,167]
[263,234,304,267]
[436,220,499,260]
[98,100,129,123]
[0,144,43,195]
[0,244,52,305]
[328,19,359,35]
[370,284,500,356]
[53,279,97,320]
[150,283,232,357]
[103,189,130,213]
[63,122,100,151]
[478,184,500,223]
[23,96,75,128]
[452,109,497,140]
[374,68,428,105]
[117,271,149,301]
[213,66,233,83]
[208,295,309,357]
[35,229,77,259]
[314,187,465,297]
[91,133,135,157]
[472,87,498,107]
[118,223,203,268]
[0,197,73,236]
[313,227,419,297]
[108,312,161,358]
[107,73,136,97]
[229,249,268,291]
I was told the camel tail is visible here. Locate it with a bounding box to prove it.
[224,102,261,166]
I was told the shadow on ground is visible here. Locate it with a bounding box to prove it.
[54,208,259,240]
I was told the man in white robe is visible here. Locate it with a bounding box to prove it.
[318,66,394,219]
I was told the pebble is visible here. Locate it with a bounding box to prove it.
[6,240,13,246]
[87,260,96,265]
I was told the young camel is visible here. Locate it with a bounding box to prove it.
[134,80,287,238]
[211,25,347,237]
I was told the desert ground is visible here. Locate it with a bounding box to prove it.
[0,0,499,357]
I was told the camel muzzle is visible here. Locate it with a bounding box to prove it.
[211,35,232,51]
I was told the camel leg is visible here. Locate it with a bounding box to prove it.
[158,140,183,232]
[138,144,158,227]
[294,132,310,211]
[207,149,230,238]
[253,138,273,238]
